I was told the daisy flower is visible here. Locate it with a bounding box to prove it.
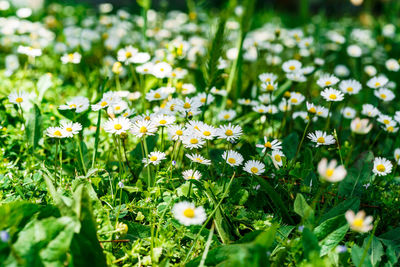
[385,58,400,72]
[176,97,202,115]
[167,124,185,141]
[317,158,347,182]
[315,106,329,118]
[307,131,336,147]
[252,105,268,114]
[195,92,215,105]
[377,114,395,126]
[382,122,399,133]
[59,96,89,113]
[117,46,138,63]
[195,123,217,140]
[321,88,344,102]
[104,117,131,135]
[373,157,393,176]
[182,169,202,180]
[306,102,317,114]
[261,81,278,92]
[182,135,205,149]
[256,136,282,153]
[152,114,176,127]
[289,92,305,105]
[61,121,82,135]
[17,45,42,57]
[374,88,395,102]
[186,153,211,165]
[341,107,356,119]
[271,150,285,169]
[172,201,206,226]
[8,91,30,106]
[345,210,373,233]
[152,62,172,78]
[146,89,168,101]
[92,92,121,111]
[238,98,257,106]
[316,74,339,88]
[350,118,373,135]
[339,79,362,95]
[361,104,380,118]
[46,127,69,138]
[108,100,128,115]
[367,76,388,89]
[180,83,196,95]
[130,119,158,138]
[258,72,278,83]
[222,150,244,167]
[218,110,237,121]
[394,148,400,164]
[243,160,265,175]
[142,151,166,166]
[347,44,362,57]
[282,59,302,73]
[217,123,242,142]
[61,52,82,64]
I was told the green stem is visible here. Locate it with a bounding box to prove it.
[77,136,87,175]
[59,139,62,187]
[183,172,236,264]
[324,102,333,131]
[294,117,312,159]
[358,218,380,267]
[142,137,152,187]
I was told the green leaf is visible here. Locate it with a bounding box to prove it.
[339,151,374,197]
[25,104,42,150]
[302,227,320,259]
[369,236,384,266]
[37,73,53,101]
[282,132,299,160]
[352,244,373,267]
[320,198,360,223]
[319,224,349,256]
[256,176,294,224]
[294,193,314,225]
[314,215,346,240]
[125,222,151,241]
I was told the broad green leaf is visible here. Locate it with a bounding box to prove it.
[302,227,320,259]
[314,215,346,240]
[319,224,349,256]
[369,236,384,266]
[294,193,314,225]
[26,104,42,150]
[351,244,373,267]
[37,73,53,101]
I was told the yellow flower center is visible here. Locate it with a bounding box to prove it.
[264,142,272,148]
[154,93,161,99]
[66,127,72,132]
[251,167,259,173]
[223,114,230,119]
[176,130,183,135]
[289,65,295,71]
[125,51,132,58]
[203,131,211,136]
[150,156,158,161]
[54,130,62,137]
[329,94,337,100]
[159,119,167,125]
[225,129,233,136]
[309,107,316,113]
[258,109,265,113]
[140,126,147,133]
[356,122,362,130]
[228,158,236,164]
[375,82,380,87]
[380,94,387,99]
[145,116,150,120]
[101,101,108,107]
[190,138,198,144]
[387,126,394,132]
[195,158,203,162]
[377,164,386,172]
[183,208,195,218]
[69,104,77,108]
[266,84,274,91]
[274,154,281,162]
[183,102,191,109]
[114,124,122,130]
[383,119,390,125]
[353,218,364,228]
[347,87,353,92]
[265,78,271,82]
[325,81,331,86]
[325,168,334,177]
[201,97,206,103]
[317,137,325,143]
[16,97,23,103]
[291,98,298,103]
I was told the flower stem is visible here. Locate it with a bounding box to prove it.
[295,117,312,160]
[142,137,152,187]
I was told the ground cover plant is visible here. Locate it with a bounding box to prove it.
[0,0,400,266]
